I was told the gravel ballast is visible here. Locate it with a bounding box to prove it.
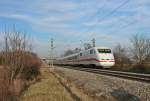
[55,66,150,101]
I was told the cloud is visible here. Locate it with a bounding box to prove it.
[33,0,79,12]
[0,0,150,56]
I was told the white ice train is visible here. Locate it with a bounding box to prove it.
[55,47,115,68]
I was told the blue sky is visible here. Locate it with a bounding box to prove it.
[0,0,150,57]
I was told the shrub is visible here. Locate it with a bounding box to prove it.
[22,53,41,80]
[0,51,41,101]
[130,64,150,74]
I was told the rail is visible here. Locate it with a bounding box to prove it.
[60,66,150,83]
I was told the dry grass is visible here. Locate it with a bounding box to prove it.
[0,67,17,101]
[20,67,73,101]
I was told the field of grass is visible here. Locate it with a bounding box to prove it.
[20,67,73,101]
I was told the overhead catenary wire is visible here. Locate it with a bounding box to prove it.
[66,0,131,50]
[85,0,131,33]
[77,0,131,46]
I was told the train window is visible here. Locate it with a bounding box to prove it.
[93,50,95,54]
[80,53,82,56]
[90,50,93,54]
[97,49,111,53]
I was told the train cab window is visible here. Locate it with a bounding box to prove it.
[97,49,111,53]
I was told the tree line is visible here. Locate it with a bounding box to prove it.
[112,34,150,72]
[63,34,150,73]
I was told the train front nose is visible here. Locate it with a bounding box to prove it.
[99,60,115,67]
[98,54,115,67]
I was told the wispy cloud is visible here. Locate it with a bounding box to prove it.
[0,0,150,57]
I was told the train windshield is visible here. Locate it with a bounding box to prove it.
[97,49,111,53]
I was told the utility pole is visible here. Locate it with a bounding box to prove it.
[91,38,95,47]
[50,38,54,68]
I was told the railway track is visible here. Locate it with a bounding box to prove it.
[60,66,150,83]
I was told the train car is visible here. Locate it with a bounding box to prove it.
[55,47,115,68]
[57,53,79,65]
[78,47,115,68]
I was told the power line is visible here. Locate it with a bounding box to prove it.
[85,0,130,33]
[86,2,107,24]
[67,0,131,49]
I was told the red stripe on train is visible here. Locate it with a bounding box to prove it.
[79,58,114,62]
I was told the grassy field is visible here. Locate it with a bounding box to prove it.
[20,67,73,101]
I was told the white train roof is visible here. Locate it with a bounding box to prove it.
[58,46,111,60]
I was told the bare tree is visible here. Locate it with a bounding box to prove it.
[113,43,130,66]
[2,29,32,85]
[130,34,150,64]
[0,26,41,100]
[74,48,81,53]
[62,47,82,57]
[84,43,92,50]
[63,49,74,56]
